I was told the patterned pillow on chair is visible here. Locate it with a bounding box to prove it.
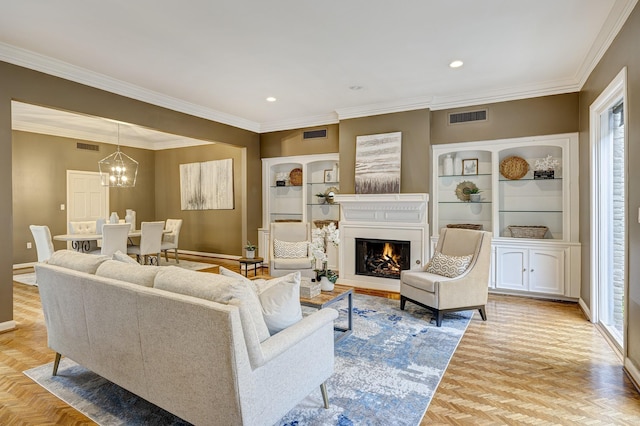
[273,239,309,258]
[425,251,473,278]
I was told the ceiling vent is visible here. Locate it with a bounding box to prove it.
[448,109,488,125]
[77,142,99,151]
[303,128,328,140]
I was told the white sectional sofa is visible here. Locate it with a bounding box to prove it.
[35,250,338,426]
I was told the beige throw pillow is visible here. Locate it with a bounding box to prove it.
[425,251,473,278]
[273,239,308,258]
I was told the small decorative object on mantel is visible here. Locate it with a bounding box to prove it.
[533,155,559,180]
[508,225,549,239]
[500,156,529,180]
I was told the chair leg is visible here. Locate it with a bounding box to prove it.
[320,382,329,409]
[174,248,179,264]
[435,311,444,327]
[52,352,61,376]
[164,249,169,262]
[400,295,406,310]
[478,306,487,321]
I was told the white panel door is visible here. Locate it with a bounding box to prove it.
[67,170,109,230]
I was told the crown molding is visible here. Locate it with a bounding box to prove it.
[258,112,339,133]
[335,96,432,120]
[576,0,638,89]
[0,42,261,133]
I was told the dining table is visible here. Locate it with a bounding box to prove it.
[53,229,148,252]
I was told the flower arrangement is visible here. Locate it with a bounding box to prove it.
[311,222,340,283]
[534,155,559,171]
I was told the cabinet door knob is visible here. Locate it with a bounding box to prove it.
[523,268,526,272]
[531,269,534,272]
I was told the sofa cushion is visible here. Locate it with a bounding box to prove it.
[273,239,308,258]
[96,260,160,287]
[253,272,303,335]
[424,251,473,278]
[400,269,455,293]
[154,266,271,342]
[112,250,140,264]
[47,249,110,274]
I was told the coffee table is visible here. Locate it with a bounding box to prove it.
[300,284,353,343]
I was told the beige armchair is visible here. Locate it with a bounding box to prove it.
[269,222,315,278]
[400,228,492,327]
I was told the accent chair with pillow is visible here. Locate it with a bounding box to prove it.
[400,227,492,327]
[269,222,315,278]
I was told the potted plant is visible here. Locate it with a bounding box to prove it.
[310,223,340,291]
[244,241,257,259]
[468,187,482,202]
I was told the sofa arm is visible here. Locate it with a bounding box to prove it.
[260,308,338,365]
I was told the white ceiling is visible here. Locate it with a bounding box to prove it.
[1,0,637,146]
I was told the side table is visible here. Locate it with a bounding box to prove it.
[238,257,264,277]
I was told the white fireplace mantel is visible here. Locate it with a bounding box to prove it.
[333,193,429,292]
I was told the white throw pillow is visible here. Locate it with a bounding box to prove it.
[112,250,139,265]
[255,272,303,335]
[273,239,309,258]
[425,251,473,278]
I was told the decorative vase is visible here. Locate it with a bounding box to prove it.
[109,212,119,224]
[470,193,482,202]
[453,154,463,175]
[246,249,255,259]
[320,276,334,292]
[443,154,453,176]
[317,196,326,204]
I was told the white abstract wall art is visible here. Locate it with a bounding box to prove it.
[355,131,402,194]
[180,158,234,210]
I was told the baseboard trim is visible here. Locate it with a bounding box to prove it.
[0,320,17,333]
[578,297,592,322]
[13,262,36,270]
[624,358,640,393]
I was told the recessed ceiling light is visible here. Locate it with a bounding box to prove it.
[266,96,277,102]
[449,60,464,68]
[349,85,363,91]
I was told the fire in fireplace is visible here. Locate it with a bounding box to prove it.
[355,238,410,279]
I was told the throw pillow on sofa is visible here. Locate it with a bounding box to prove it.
[220,267,303,336]
[112,250,140,265]
[154,266,271,342]
[254,271,303,335]
[273,239,308,258]
[96,260,159,287]
[47,249,111,274]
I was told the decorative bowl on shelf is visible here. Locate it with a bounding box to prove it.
[454,181,478,202]
[500,156,529,180]
[508,225,548,239]
[289,168,302,186]
[446,223,483,230]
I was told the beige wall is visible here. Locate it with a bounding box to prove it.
[260,124,339,158]
[154,143,247,254]
[339,109,431,194]
[431,93,579,145]
[579,4,640,372]
[12,131,155,264]
[0,61,260,327]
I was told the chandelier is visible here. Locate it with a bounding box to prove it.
[98,124,138,187]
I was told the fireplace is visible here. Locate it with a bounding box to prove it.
[355,238,410,279]
[332,193,429,292]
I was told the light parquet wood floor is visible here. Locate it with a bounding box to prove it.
[2,256,640,425]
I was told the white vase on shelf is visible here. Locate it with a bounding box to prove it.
[453,154,463,175]
[443,154,453,176]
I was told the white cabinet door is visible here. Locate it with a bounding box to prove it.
[529,248,565,295]
[496,247,528,291]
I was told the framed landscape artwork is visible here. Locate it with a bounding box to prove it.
[180,158,234,210]
[355,132,401,194]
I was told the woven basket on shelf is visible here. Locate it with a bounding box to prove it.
[313,220,338,229]
[289,168,303,186]
[500,156,529,180]
[274,219,302,223]
[446,223,483,230]
[508,225,548,239]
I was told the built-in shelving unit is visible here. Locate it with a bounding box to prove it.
[432,133,580,300]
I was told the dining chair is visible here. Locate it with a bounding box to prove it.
[127,221,165,265]
[89,223,131,257]
[161,219,183,263]
[29,225,55,262]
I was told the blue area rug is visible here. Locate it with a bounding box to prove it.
[24,294,472,426]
